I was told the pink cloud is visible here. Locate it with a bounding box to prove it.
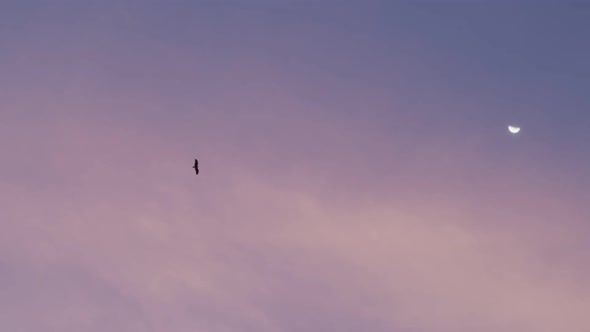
[2,111,589,331]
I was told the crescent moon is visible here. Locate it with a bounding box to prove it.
[508,125,521,134]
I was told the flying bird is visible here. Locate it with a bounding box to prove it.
[193,159,199,175]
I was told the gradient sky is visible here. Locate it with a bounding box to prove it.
[2,1,590,331]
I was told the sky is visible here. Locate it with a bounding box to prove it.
[1,1,590,331]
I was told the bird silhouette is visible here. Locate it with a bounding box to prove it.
[193,159,199,175]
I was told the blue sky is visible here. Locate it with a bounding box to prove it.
[1,1,589,331]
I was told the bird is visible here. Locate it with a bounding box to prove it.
[193,159,199,175]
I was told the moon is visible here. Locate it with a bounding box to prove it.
[508,125,521,134]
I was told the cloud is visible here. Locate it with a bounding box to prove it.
[2,114,589,331]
